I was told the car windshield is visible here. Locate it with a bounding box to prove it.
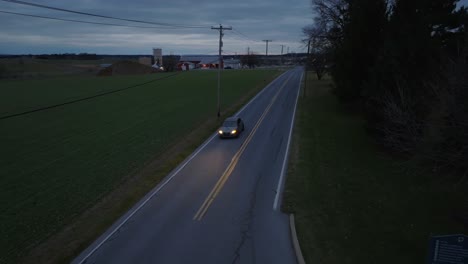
[223,121,237,127]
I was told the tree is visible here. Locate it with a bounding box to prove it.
[422,5,468,170]
[311,0,350,43]
[311,0,468,175]
[162,55,180,72]
[332,0,388,104]
[363,0,462,154]
[240,53,259,69]
[303,0,351,80]
[303,24,331,80]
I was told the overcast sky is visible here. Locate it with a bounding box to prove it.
[0,0,315,55]
[1,1,467,56]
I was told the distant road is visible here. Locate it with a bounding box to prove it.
[73,67,303,264]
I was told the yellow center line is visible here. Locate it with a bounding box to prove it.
[193,74,293,221]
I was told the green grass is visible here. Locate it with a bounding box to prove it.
[0,58,111,79]
[0,69,281,263]
[0,58,65,78]
[0,73,172,116]
[283,72,468,263]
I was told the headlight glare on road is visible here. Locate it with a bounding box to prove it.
[231,130,237,134]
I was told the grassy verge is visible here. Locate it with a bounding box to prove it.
[282,72,468,263]
[0,69,283,264]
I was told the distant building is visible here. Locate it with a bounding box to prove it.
[179,62,196,71]
[224,58,241,69]
[178,55,220,70]
[153,48,163,67]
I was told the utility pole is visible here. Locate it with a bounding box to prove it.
[304,39,311,97]
[263,40,272,56]
[212,24,232,117]
[280,44,284,64]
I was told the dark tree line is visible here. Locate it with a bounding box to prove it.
[306,0,468,175]
[162,55,181,72]
[35,53,100,60]
[240,53,260,68]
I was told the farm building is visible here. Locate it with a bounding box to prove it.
[178,55,220,70]
[223,58,241,69]
[153,48,163,66]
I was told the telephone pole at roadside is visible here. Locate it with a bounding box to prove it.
[212,24,232,117]
[263,40,272,56]
[304,39,311,97]
[280,44,285,64]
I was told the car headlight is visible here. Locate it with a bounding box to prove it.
[218,130,223,134]
[231,130,237,134]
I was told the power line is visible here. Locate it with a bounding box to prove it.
[0,10,183,29]
[0,72,181,121]
[223,35,264,51]
[0,0,210,29]
[0,0,290,55]
[231,29,262,43]
[224,33,252,43]
[1,0,276,46]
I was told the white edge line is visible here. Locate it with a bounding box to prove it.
[75,69,291,264]
[273,69,304,210]
[76,133,217,264]
[234,70,289,116]
[290,214,306,264]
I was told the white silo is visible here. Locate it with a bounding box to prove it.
[153,48,163,66]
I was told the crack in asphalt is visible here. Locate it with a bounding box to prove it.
[231,171,264,264]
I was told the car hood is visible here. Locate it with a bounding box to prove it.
[219,126,237,132]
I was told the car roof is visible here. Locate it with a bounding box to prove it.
[224,117,240,122]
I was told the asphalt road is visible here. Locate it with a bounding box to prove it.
[73,67,304,264]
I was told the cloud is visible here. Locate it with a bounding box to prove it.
[0,0,314,54]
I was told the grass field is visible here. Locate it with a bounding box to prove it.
[0,57,128,79]
[0,69,281,263]
[283,73,468,263]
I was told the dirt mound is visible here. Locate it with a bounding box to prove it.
[97,60,159,76]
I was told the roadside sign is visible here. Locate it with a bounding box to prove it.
[427,234,468,264]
